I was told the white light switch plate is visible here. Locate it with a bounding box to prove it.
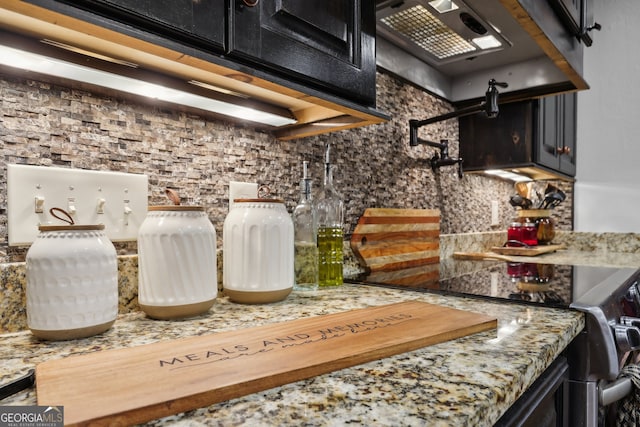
[229,181,258,211]
[490,200,500,226]
[7,164,148,246]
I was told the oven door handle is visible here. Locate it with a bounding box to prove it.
[601,377,633,406]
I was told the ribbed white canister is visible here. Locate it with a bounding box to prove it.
[137,206,217,319]
[223,198,294,304]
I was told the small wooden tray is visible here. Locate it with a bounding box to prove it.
[490,244,566,256]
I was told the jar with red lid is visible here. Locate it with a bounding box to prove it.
[521,219,538,246]
[507,222,523,246]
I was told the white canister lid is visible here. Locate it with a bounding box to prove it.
[150,188,206,211]
[38,224,105,232]
[233,198,285,204]
[39,207,106,231]
[148,205,205,212]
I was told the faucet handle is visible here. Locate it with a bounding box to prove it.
[485,79,509,118]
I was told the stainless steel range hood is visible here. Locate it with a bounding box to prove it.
[375,0,590,104]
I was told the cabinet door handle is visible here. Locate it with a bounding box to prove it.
[241,0,259,6]
[557,146,571,155]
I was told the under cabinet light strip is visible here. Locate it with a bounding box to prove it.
[0,44,297,127]
[485,169,532,182]
[40,39,140,68]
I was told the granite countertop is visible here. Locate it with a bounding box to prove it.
[0,284,583,426]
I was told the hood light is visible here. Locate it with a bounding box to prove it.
[428,0,458,13]
[473,35,502,50]
[0,44,297,127]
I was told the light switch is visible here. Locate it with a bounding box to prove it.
[96,197,106,214]
[34,196,45,213]
[67,197,77,215]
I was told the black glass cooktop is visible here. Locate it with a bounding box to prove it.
[347,260,639,310]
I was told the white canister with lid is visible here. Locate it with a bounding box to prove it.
[26,208,118,340]
[137,191,217,319]
[223,198,294,304]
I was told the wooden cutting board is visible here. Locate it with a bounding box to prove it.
[36,301,495,426]
[490,244,566,256]
[453,244,566,261]
[350,208,440,272]
[452,252,512,261]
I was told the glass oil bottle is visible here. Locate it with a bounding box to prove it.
[316,144,344,287]
[292,161,319,291]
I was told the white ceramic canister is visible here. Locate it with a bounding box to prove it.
[223,198,294,304]
[137,205,217,319]
[26,222,118,340]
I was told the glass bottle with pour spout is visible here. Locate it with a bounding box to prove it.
[316,144,344,287]
[293,161,319,291]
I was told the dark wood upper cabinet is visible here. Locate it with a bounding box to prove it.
[25,0,378,109]
[230,0,376,106]
[48,0,376,106]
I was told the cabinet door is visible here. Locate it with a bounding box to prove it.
[537,95,562,171]
[57,0,226,51]
[537,93,576,176]
[230,0,376,106]
[559,93,577,175]
[548,0,582,34]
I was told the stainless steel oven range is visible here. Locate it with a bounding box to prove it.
[348,262,640,426]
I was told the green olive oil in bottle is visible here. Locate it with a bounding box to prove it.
[316,144,344,287]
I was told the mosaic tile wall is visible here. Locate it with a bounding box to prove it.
[0,70,573,263]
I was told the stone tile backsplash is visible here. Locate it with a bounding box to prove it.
[0,70,573,263]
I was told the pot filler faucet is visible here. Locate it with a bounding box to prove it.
[409,79,508,179]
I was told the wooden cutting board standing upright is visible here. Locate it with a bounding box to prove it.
[35,301,496,426]
[350,208,440,272]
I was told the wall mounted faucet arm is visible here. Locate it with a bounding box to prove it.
[408,79,507,179]
[409,79,509,146]
[409,102,487,136]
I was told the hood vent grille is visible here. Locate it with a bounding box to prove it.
[377,0,512,66]
[381,5,475,60]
